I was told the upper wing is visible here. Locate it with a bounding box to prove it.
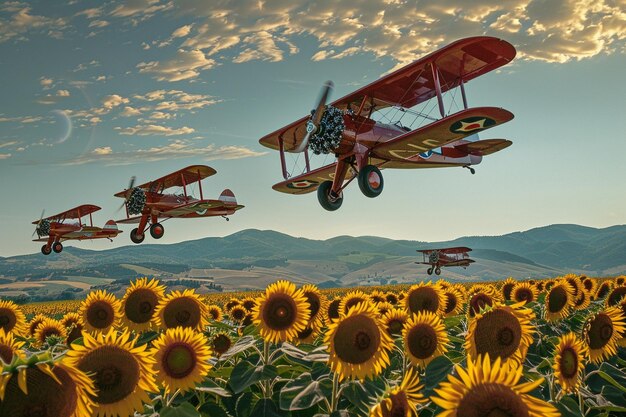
[259,36,515,152]
[114,165,216,197]
[417,247,472,254]
[372,107,513,162]
[33,204,101,223]
[272,162,357,195]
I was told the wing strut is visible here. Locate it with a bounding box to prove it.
[197,168,204,200]
[430,63,445,117]
[279,136,289,180]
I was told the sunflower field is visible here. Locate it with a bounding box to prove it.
[1,274,626,417]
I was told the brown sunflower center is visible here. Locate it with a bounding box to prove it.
[583,280,593,291]
[383,391,409,417]
[0,308,16,332]
[333,314,380,365]
[67,326,83,345]
[597,284,610,299]
[444,293,458,314]
[262,293,297,331]
[212,334,232,355]
[163,342,197,379]
[407,323,438,360]
[515,289,533,303]
[124,288,158,324]
[407,287,440,314]
[231,308,246,321]
[548,287,568,313]
[298,326,314,340]
[344,297,366,314]
[469,293,493,317]
[587,313,613,349]
[608,287,626,306]
[502,283,514,300]
[209,309,220,320]
[559,347,578,379]
[86,300,115,329]
[567,279,579,297]
[574,294,587,307]
[78,345,140,405]
[0,344,14,363]
[243,300,256,311]
[39,326,62,342]
[163,297,201,329]
[328,299,341,320]
[0,366,79,417]
[457,382,530,417]
[474,309,522,360]
[30,320,44,335]
[387,319,404,336]
[386,294,398,305]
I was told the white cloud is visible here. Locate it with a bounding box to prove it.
[21,117,42,124]
[63,141,266,165]
[40,77,53,88]
[57,89,70,97]
[89,116,102,125]
[0,140,18,148]
[137,49,216,81]
[120,106,142,117]
[116,124,195,136]
[172,24,192,38]
[148,111,174,119]
[101,94,129,109]
[0,6,67,43]
[110,0,172,18]
[88,20,109,28]
[0,153,11,160]
[75,7,103,19]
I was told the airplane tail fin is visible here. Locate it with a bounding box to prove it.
[218,189,237,207]
[103,220,119,231]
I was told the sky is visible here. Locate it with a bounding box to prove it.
[1,0,625,257]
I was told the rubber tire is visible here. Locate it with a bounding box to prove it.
[150,223,164,239]
[427,267,433,275]
[130,228,145,244]
[41,245,52,255]
[52,242,63,253]
[435,267,441,275]
[358,165,384,198]
[317,181,343,211]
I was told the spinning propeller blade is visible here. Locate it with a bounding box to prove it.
[294,80,334,153]
[32,209,45,237]
[117,176,136,212]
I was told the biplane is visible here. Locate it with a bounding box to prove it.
[114,165,243,244]
[416,247,475,275]
[259,36,515,210]
[32,205,122,255]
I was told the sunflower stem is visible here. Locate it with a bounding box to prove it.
[330,371,340,412]
[262,340,272,398]
[166,389,181,407]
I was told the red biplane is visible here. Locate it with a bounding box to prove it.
[259,36,515,210]
[416,247,475,275]
[32,205,122,255]
[114,165,243,244]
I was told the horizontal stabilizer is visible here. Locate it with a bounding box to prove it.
[454,139,512,156]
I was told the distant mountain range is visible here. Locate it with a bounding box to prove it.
[1,224,625,298]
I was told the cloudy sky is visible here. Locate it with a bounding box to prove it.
[1,0,625,257]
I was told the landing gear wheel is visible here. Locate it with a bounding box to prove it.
[435,267,441,275]
[464,165,476,175]
[427,267,433,275]
[52,242,63,253]
[130,228,145,244]
[150,223,164,239]
[358,165,384,198]
[41,245,52,255]
[317,181,343,211]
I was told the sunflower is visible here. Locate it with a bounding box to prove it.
[340,290,369,315]
[596,281,613,299]
[564,274,582,299]
[0,328,23,364]
[60,312,82,329]
[465,302,535,366]
[0,354,96,417]
[224,299,240,312]
[511,282,538,304]
[0,300,26,335]
[404,282,446,315]
[442,287,464,317]
[544,279,555,291]
[381,308,408,338]
[403,311,449,368]
[326,298,342,323]
[33,317,67,347]
[211,332,233,356]
[385,293,399,305]
[544,281,574,321]
[431,354,560,417]
[436,279,451,290]
[151,327,212,393]
[65,329,158,417]
[500,277,517,301]
[617,276,625,286]
[376,302,394,317]
[325,301,392,381]
[617,297,626,347]
[573,291,590,310]
[582,306,626,363]
[79,290,122,333]
[229,305,247,323]
[301,284,328,329]
[553,332,587,394]
[606,285,626,307]
[369,290,388,304]
[241,297,257,312]
[370,366,426,417]
[582,277,597,294]
[535,281,545,292]
[28,314,47,336]
[467,289,498,319]
[154,289,208,331]
[253,280,310,344]
[295,325,318,345]
[207,305,223,322]
[121,277,165,332]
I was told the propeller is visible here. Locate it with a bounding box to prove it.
[117,176,136,212]
[32,209,46,238]
[294,80,334,153]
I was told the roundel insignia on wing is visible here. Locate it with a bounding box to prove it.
[450,116,495,134]
[287,180,319,189]
[419,150,433,159]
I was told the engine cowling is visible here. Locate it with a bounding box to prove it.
[308,105,346,155]
[36,219,51,236]
[127,188,146,215]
